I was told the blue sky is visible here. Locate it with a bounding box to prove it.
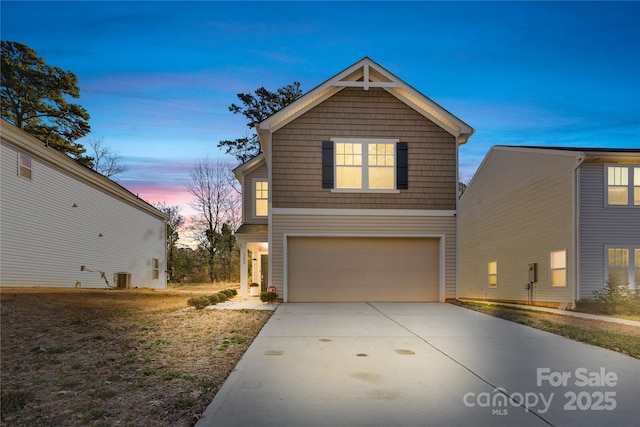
[2,1,639,213]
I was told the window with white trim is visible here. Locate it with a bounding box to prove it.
[550,250,566,287]
[606,165,640,206]
[334,139,396,191]
[606,247,639,286]
[152,258,159,280]
[255,180,268,217]
[635,249,640,287]
[635,167,640,205]
[18,152,32,180]
[487,261,497,288]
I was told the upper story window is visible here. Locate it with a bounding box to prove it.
[550,250,567,287]
[255,180,268,217]
[606,165,639,206]
[18,152,32,180]
[323,138,408,192]
[335,140,395,190]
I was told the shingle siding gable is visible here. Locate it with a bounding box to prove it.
[271,87,456,210]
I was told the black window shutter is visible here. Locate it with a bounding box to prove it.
[322,141,334,188]
[397,142,408,189]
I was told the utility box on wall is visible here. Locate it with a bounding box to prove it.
[528,263,537,283]
[114,272,131,289]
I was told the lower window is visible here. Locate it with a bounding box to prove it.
[606,247,639,286]
[550,250,566,287]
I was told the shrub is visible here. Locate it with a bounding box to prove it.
[221,289,235,298]
[207,294,220,305]
[216,292,229,303]
[576,280,640,315]
[228,288,238,296]
[187,296,210,310]
[260,291,278,304]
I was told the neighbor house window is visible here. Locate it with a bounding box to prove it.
[334,139,396,190]
[550,250,566,287]
[635,249,640,287]
[18,152,32,180]
[635,168,640,205]
[488,261,497,288]
[607,165,640,206]
[152,258,159,280]
[255,180,268,217]
[607,248,629,286]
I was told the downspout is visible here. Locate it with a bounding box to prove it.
[455,135,460,302]
[573,153,587,307]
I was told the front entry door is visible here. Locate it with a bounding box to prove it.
[260,254,269,292]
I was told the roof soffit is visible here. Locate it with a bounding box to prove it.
[258,57,474,147]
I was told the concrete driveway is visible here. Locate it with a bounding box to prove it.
[195,303,640,427]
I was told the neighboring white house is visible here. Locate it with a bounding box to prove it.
[459,146,640,308]
[1,121,168,289]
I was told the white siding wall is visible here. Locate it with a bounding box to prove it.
[271,213,457,300]
[459,148,578,305]
[578,162,640,298]
[1,138,167,288]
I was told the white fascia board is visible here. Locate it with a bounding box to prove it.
[232,153,265,181]
[257,57,474,150]
[1,122,168,221]
[387,86,474,142]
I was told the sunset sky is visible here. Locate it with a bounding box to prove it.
[2,1,639,217]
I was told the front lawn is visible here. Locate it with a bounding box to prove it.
[453,301,640,359]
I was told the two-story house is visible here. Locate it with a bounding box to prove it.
[234,58,474,302]
[1,121,168,289]
[459,146,640,307]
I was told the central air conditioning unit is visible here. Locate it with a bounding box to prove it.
[114,272,131,289]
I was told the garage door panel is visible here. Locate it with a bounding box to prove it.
[288,237,439,302]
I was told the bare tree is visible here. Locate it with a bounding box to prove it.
[187,158,238,282]
[154,202,185,282]
[88,136,128,178]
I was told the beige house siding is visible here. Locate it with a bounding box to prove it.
[459,148,578,305]
[1,127,167,289]
[242,161,268,225]
[270,213,457,301]
[578,161,640,298]
[270,87,457,211]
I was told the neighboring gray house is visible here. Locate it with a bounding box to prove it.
[1,121,168,289]
[234,57,474,302]
[459,146,640,307]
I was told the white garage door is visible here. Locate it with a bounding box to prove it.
[287,237,440,302]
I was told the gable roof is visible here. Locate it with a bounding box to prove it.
[1,120,168,221]
[257,57,474,159]
[232,152,265,180]
[493,145,640,163]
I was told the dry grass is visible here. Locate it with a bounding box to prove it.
[0,286,273,426]
[454,301,640,359]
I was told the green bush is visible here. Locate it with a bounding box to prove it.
[228,288,238,296]
[187,296,210,310]
[221,289,235,298]
[216,292,229,302]
[207,294,220,305]
[576,280,640,315]
[260,291,278,304]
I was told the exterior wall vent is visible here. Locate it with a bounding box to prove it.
[114,272,131,289]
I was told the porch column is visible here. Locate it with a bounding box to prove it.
[240,242,248,298]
